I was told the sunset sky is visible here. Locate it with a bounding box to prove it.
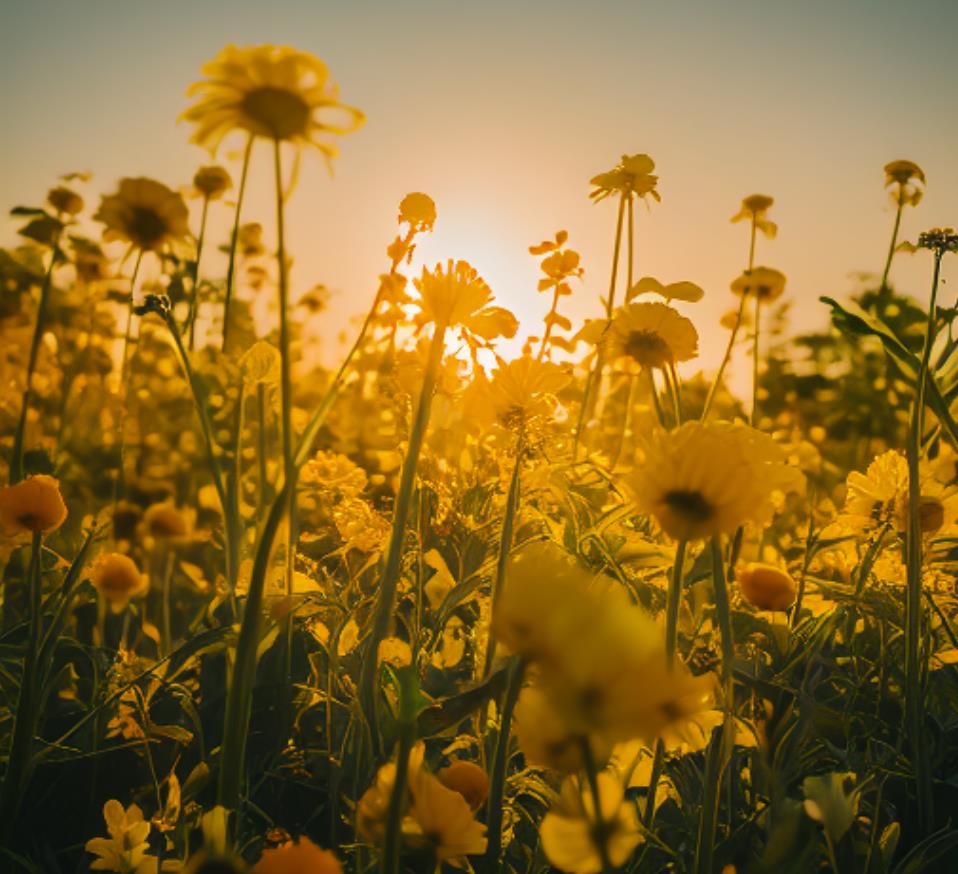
[3,0,957,385]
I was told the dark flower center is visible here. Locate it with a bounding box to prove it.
[623,330,671,366]
[663,489,713,522]
[128,207,169,248]
[241,86,311,139]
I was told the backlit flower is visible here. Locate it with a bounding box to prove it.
[627,421,805,541]
[414,259,518,339]
[540,773,642,874]
[253,837,342,874]
[590,154,660,203]
[0,474,67,536]
[192,165,233,200]
[181,44,365,155]
[91,553,148,612]
[95,178,190,252]
[730,266,786,303]
[884,159,926,206]
[48,185,84,216]
[604,302,699,373]
[730,193,777,238]
[398,192,436,231]
[466,355,570,432]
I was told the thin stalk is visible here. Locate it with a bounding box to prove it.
[187,196,210,351]
[482,445,523,681]
[904,249,942,834]
[358,318,449,756]
[665,540,688,667]
[665,362,682,427]
[381,669,419,874]
[609,375,637,470]
[646,368,666,429]
[11,227,62,483]
[701,295,746,421]
[221,135,253,353]
[880,191,905,295]
[118,250,145,388]
[483,657,525,872]
[790,509,817,629]
[0,532,44,833]
[575,195,627,457]
[580,737,613,873]
[627,194,635,289]
[751,295,762,427]
[537,285,562,363]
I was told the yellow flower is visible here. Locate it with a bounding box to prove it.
[627,421,805,541]
[85,799,157,873]
[465,355,570,432]
[192,165,233,200]
[141,502,194,544]
[540,773,642,874]
[95,178,190,252]
[438,760,490,811]
[398,192,437,231]
[730,266,786,303]
[604,302,699,373]
[414,259,518,339]
[252,837,342,874]
[884,159,926,206]
[730,193,777,238]
[736,562,798,611]
[0,474,68,537]
[91,553,148,612]
[590,154,660,203]
[181,44,365,155]
[842,449,958,535]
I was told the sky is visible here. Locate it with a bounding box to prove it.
[2,0,957,384]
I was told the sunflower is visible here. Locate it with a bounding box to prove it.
[604,302,699,373]
[627,421,805,541]
[590,154,660,203]
[730,266,786,303]
[181,44,365,155]
[95,178,190,252]
[730,193,777,238]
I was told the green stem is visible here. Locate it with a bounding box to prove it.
[702,295,746,421]
[904,249,942,834]
[381,668,419,874]
[880,192,905,296]
[575,194,627,457]
[358,318,449,756]
[665,540,688,667]
[221,135,253,354]
[11,228,62,483]
[483,657,525,872]
[482,446,523,680]
[537,285,562,363]
[751,295,761,428]
[0,532,43,834]
[580,736,613,873]
[187,196,210,352]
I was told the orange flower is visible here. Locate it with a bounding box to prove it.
[737,563,797,612]
[253,836,342,874]
[0,475,68,537]
[438,760,490,811]
[91,553,148,611]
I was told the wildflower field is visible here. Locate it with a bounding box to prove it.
[3,39,958,874]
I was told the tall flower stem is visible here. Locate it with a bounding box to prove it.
[575,195,627,456]
[187,195,211,351]
[381,667,419,874]
[665,540,688,667]
[880,190,905,296]
[11,228,62,483]
[580,737,613,874]
[358,318,449,756]
[483,656,525,873]
[482,443,523,681]
[221,135,253,353]
[904,247,942,834]
[0,532,44,833]
[751,295,762,427]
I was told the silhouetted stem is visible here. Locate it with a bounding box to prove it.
[221,135,253,353]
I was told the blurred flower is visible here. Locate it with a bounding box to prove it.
[192,165,233,200]
[540,773,642,874]
[917,227,958,255]
[141,502,194,544]
[48,185,84,216]
[465,355,570,433]
[182,44,365,156]
[730,266,786,303]
[398,192,436,231]
[590,154,660,203]
[604,302,699,373]
[884,159,925,206]
[91,553,148,612]
[95,178,190,252]
[0,474,67,536]
[253,836,342,874]
[730,193,777,238]
[736,562,798,611]
[85,799,167,873]
[438,760,490,811]
[627,421,805,541]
